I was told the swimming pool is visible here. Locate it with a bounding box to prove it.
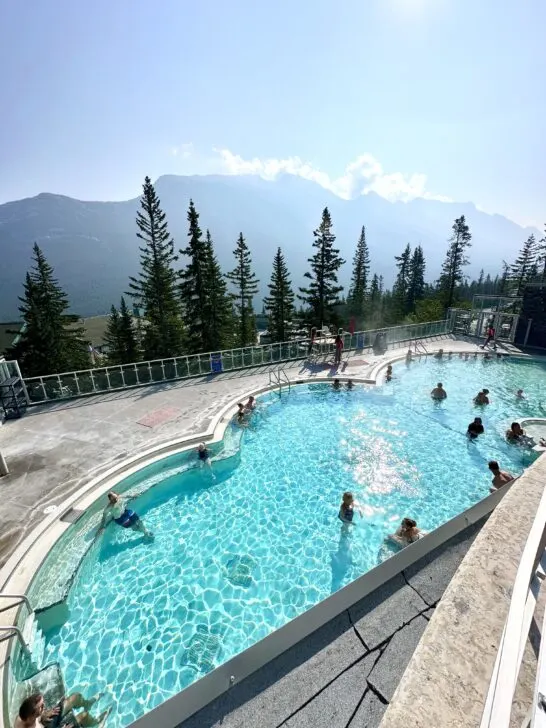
[25,355,546,727]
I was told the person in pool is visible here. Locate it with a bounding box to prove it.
[431,382,446,400]
[405,349,413,365]
[516,389,525,399]
[244,396,256,411]
[332,378,341,390]
[15,692,109,728]
[389,518,426,547]
[346,379,355,390]
[433,348,444,360]
[385,365,393,382]
[474,389,490,405]
[236,402,246,423]
[338,492,362,525]
[467,417,484,439]
[98,492,153,539]
[488,460,514,492]
[197,442,214,472]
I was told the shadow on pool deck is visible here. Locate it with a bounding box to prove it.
[177,520,485,728]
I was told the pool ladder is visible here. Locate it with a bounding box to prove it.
[413,339,429,356]
[269,366,291,394]
[0,594,33,653]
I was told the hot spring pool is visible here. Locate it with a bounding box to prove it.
[24,355,546,727]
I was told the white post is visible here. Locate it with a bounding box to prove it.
[523,319,532,347]
[0,451,8,477]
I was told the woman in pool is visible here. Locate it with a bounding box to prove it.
[244,396,256,411]
[385,365,393,382]
[474,388,490,405]
[338,492,362,525]
[97,492,153,539]
[389,518,426,547]
[197,442,214,476]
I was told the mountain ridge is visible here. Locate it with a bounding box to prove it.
[0,174,539,319]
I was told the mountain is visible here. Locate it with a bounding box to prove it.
[0,174,539,319]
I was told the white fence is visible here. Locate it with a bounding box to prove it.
[20,319,450,404]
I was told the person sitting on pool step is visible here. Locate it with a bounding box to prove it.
[98,491,153,539]
[431,382,446,400]
[389,518,426,547]
[338,492,362,525]
[488,461,514,493]
[15,692,109,728]
[197,443,215,478]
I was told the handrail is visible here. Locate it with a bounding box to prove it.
[481,484,546,727]
[18,319,451,405]
[0,626,30,652]
[0,594,31,615]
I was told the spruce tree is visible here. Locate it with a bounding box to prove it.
[298,207,345,325]
[407,245,426,314]
[203,230,233,350]
[499,260,510,294]
[347,226,370,319]
[368,273,381,320]
[438,215,472,309]
[510,234,539,295]
[179,200,209,353]
[104,297,140,365]
[127,176,184,359]
[226,233,259,347]
[392,243,412,317]
[9,244,90,376]
[539,225,546,283]
[264,247,295,342]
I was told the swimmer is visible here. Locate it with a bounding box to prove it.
[448,351,453,359]
[474,389,490,405]
[467,417,484,440]
[433,348,444,360]
[98,492,153,539]
[458,352,464,359]
[464,353,469,361]
[333,378,341,390]
[385,365,393,382]
[431,382,446,400]
[516,389,525,399]
[388,518,426,547]
[15,692,109,728]
[484,352,492,361]
[244,395,256,411]
[236,402,246,423]
[488,460,514,492]
[197,442,214,475]
[506,421,525,443]
[473,352,478,359]
[405,349,413,364]
[346,379,355,390]
[338,492,362,525]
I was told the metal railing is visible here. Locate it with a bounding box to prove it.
[268,367,291,394]
[481,484,546,728]
[20,319,450,405]
[0,595,31,616]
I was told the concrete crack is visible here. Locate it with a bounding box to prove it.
[402,569,433,607]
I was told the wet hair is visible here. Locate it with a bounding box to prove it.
[198,442,206,449]
[107,491,117,503]
[237,402,244,409]
[488,460,499,471]
[474,417,482,424]
[437,383,443,388]
[334,378,340,385]
[511,421,520,430]
[402,518,417,529]
[342,492,354,504]
[483,389,489,394]
[19,695,42,721]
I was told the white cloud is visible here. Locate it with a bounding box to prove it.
[171,142,194,159]
[212,148,450,204]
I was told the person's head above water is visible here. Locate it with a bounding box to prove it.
[342,492,354,507]
[107,491,119,504]
[511,422,523,434]
[401,518,417,530]
[474,417,483,425]
[483,389,490,395]
[436,382,443,389]
[198,442,206,451]
[237,402,244,410]
[488,460,500,473]
[247,396,255,404]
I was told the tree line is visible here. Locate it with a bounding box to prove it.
[8,175,546,377]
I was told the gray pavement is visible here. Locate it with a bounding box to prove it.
[177,521,484,728]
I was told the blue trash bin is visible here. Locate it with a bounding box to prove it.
[211,353,223,373]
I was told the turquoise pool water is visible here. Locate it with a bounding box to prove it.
[36,356,546,727]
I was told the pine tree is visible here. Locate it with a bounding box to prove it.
[127,176,184,359]
[203,230,234,350]
[179,200,209,353]
[347,226,370,318]
[9,244,90,376]
[499,260,510,294]
[264,247,295,342]
[539,225,546,282]
[298,208,345,325]
[406,245,426,314]
[438,215,472,309]
[226,233,259,347]
[104,297,140,364]
[392,243,412,317]
[510,234,539,295]
[369,273,381,317]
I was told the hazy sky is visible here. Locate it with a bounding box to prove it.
[1,0,544,228]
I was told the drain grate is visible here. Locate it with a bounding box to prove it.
[60,508,85,523]
[186,625,222,673]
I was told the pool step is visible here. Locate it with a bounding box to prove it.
[20,613,47,676]
[185,625,223,673]
[225,554,257,588]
